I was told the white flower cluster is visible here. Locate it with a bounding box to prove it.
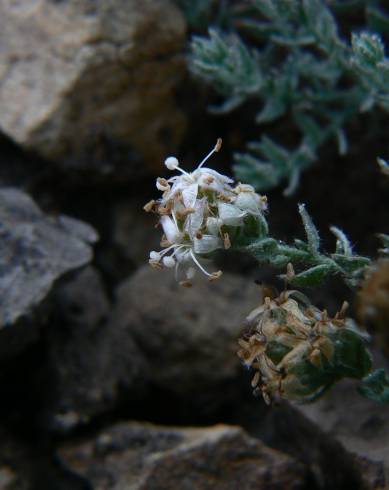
[144,139,267,286]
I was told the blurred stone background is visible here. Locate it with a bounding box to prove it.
[0,1,388,489]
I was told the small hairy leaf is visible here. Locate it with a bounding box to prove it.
[287,264,335,287]
[378,233,389,256]
[359,369,389,403]
[331,329,372,379]
[377,157,389,176]
[298,204,320,254]
[330,226,353,256]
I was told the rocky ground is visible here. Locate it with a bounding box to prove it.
[0,1,388,489]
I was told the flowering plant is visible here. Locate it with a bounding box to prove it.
[145,141,389,405]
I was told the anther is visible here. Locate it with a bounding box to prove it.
[163,255,176,268]
[164,156,179,170]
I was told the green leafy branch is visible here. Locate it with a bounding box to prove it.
[236,200,389,404]
[237,203,371,288]
[189,0,389,194]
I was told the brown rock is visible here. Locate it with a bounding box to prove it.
[0,0,186,171]
[58,421,307,489]
[0,467,20,490]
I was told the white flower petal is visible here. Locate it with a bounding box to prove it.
[182,183,199,208]
[234,192,262,214]
[163,181,185,202]
[218,202,246,226]
[195,167,234,184]
[206,217,221,236]
[186,267,196,279]
[161,215,181,243]
[175,247,191,265]
[184,197,206,239]
[193,168,235,195]
[193,235,222,254]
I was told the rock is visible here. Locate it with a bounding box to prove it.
[0,135,46,189]
[0,188,97,331]
[0,0,186,173]
[42,266,149,431]
[0,425,88,490]
[110,265,260,416]
[0,431,29,490]
[58,421,307,489]
[0,467,20,490]
[297,371,389,488]
[228,398,384,490]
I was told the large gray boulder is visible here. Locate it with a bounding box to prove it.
[0,188,97,330]
[0,0,186,172]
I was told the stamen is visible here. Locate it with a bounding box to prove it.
[179,280,193,288]
[158,244,177,257]
[223,233,231,250]
[143,200,156,212]
[176,166,191,177]
[164,156,191,177]
[198,137,223,169]
[189,249,212,277]
[156,177,170,191]
[208,270,222,282]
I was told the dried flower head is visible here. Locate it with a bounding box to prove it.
[238,289,371,404]
[144,139,267,285]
